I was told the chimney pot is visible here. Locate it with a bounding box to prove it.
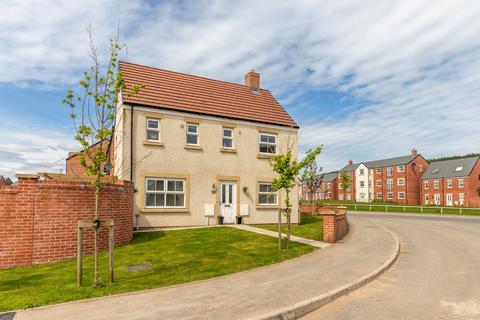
[245,69,260,91]
[348,160,353,165]
[411,148,418,157]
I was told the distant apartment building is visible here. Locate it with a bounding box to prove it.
[299,171,338,201]
[337,149,428,204]
[420,156,480,207]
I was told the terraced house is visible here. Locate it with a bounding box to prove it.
[420,156,480,207]
[337,149,428,204]
[113,62,299,228]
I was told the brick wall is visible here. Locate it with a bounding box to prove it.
[0,173,133,269]
[299,204,348,243]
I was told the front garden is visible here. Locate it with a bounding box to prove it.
[254,214,324,241]
[0,227,314,312]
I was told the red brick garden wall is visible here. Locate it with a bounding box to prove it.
[0,174,133,269]
[299,204,348,243]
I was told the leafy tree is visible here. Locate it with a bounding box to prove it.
[270,147,322,249]
[340,171,351,201]
[63,29,143,287]
[299,154,323,215]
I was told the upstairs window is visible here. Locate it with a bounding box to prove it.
[387,179,393,190]
[459,179,464,188]
[434,180,439,189]
[447,180,452,188]
[376,180,382,186]
[376,168,382,174]
[397,165,405,172]
[146,119,160,142]
[259,133,277,154]
[386,167,393,177]
[360,181,365,187]
[424,181,429,189]
[222,127,234,149]
[186,123,199,145]
[359,169,365,175]
[397,178,405,186]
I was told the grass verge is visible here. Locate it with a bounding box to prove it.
[0,227,314,312]
[254,214,324,241]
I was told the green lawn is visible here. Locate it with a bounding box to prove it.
[0,227,314,312]
[254,214,324,241]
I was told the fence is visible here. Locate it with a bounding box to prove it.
[321,203,480,215]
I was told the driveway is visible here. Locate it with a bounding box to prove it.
[302,212,480,320]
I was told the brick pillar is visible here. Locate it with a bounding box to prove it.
[322,211,336,243]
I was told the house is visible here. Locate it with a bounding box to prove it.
[420,156,480,207]
[113,62,299,227]
[337,149,428,204]
[66,140,113,176]
[0,176,13,187]
[299,171,337,201]
[337,160,358,201]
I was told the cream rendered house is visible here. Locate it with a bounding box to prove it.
[114,62,299,228]
[355,163,372,202]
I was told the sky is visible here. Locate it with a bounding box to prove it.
[1,0,480,179]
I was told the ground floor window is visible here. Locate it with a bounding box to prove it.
[398,192,405,199]
[387,192,393,200]
[377,192,382,200]
[339,194,344,200]
[424,194,429,204]
[145,178,185,208]
[346,194,351,200]
[258,183,278,205]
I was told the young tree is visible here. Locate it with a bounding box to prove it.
[270,147,322,249]
[299,158,323,215]
[63,29,143,287]
[340,171,351,201]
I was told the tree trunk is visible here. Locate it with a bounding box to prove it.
[278,208,282,249]
[286,189,291,249]
[310,189,315,215]
[94,184,100,287]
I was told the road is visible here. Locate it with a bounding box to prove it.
[301,212,480,320]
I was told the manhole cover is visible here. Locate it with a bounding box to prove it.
[127,264,152,272]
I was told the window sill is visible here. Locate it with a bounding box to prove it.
[140,208,190,213]
[184,145,203,151]
[256,205,280,210]
[220,148,237,154]
[144,140,165,147]
[257,153,275,159]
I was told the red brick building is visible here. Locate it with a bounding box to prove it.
[336,149,428,204]
[420,156,480,207]
[299,171,338,201]
[66,140,114,176]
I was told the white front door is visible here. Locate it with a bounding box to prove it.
[434,194,441,205]
[220,182,236,224]
[446,194,453,206]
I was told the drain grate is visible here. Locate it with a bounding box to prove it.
[127,264,152,272]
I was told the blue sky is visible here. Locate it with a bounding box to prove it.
[1,0,480,179]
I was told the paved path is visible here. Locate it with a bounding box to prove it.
[11,217,396,320]
[229,224,330,248]
[301,212,480,320]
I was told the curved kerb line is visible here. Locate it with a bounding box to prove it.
[254,219,401,320]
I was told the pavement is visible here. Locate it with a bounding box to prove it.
[229,224,330,248]
[301,212,480,320]
[9,216,397,320]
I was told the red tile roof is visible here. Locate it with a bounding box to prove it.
[120,62,298,128]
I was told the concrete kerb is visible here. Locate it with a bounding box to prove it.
[254,219,401,320]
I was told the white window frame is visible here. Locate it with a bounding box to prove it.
[258,132,277,154]
[376,168,382,174]
[459,179,464,188]
[186,123,199,145]
[376,180,382,187]
[459,193,464,205]
[387,192,393,200]
[377,192,382,200]
[258,182,278,205]
[145,178,186,208]
[338,182,343,190]
[327,182,332,188]
[359,169,365,176]
[146,118,161,142]
[222,127,234,149]
[397,165,405,173]
[346,194,352,200]
[424,194,429,204]
[424,181,429,189]
[434,180,439,189]
[447,180,452,188]
[360,180,365,187]
[397,178,405,186]
[386,167,393,177]
[387,179,393,190]
[339,194,344,200]
[398,192,405,199]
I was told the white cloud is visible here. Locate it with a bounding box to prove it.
[1,0,480,173]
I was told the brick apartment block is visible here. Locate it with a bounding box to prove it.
[420,156,480,207]
[299,171,337,201]
[337,148,429,204]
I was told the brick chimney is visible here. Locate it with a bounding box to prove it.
[411,148,418,157]
[245,69,260,91]
[348,160,353,165]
